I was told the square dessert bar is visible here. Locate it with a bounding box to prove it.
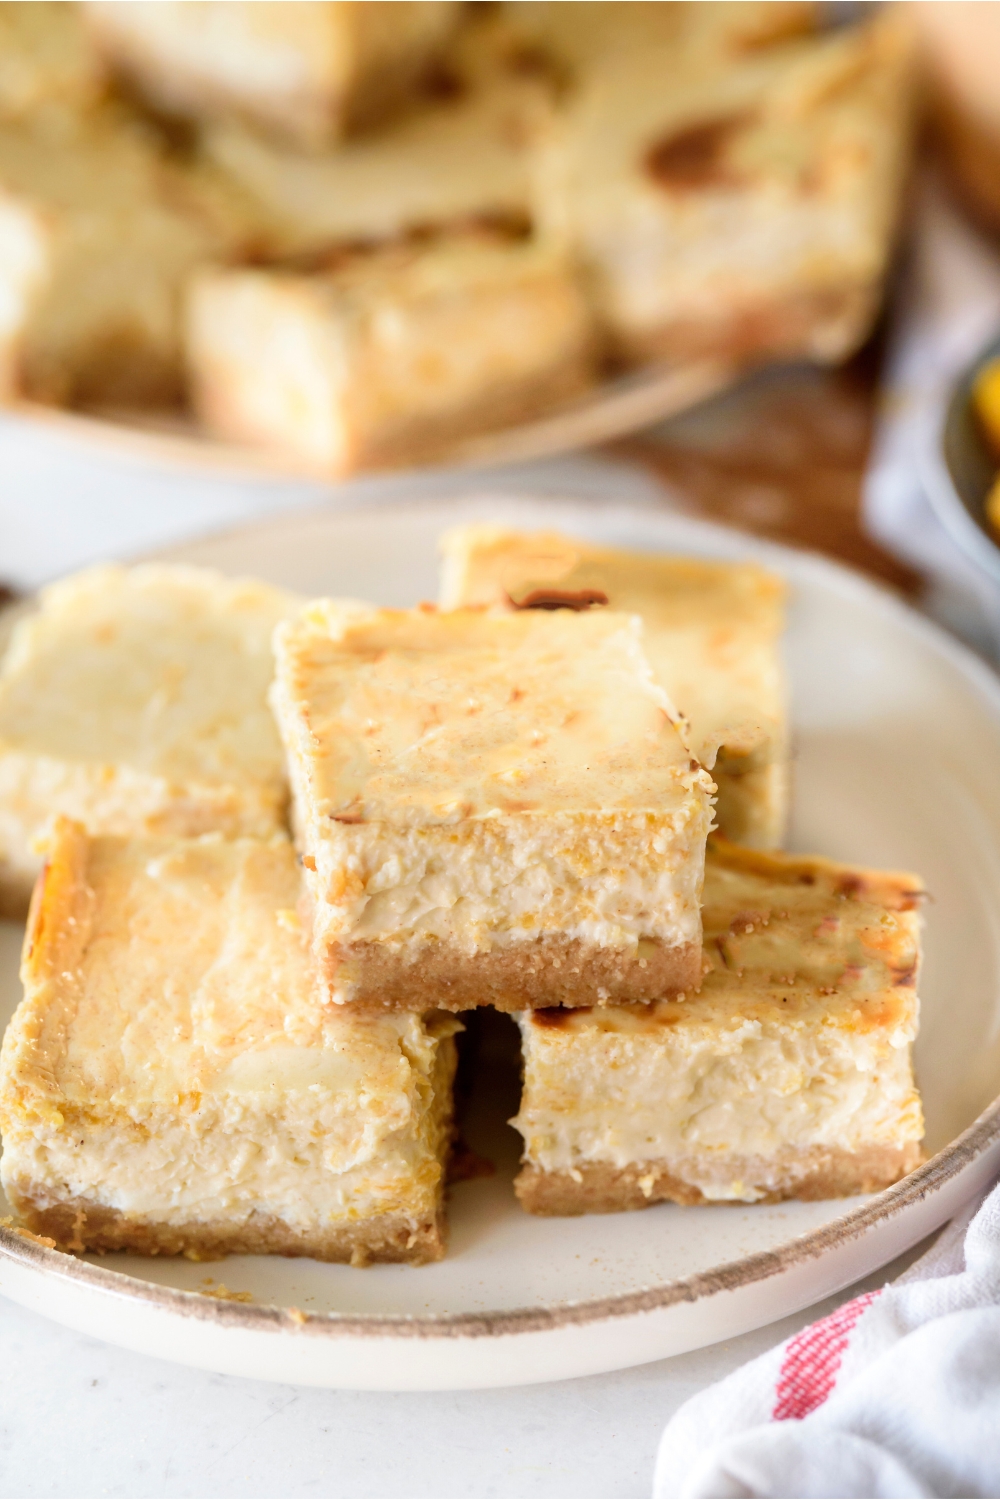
[440,525,788,848]
[0,563,299,916]
[532,10,912,367]
[514,838,925,1213]
[0,103,241,409]
[82,2,460,149]
[200,22,553,261]
[271,602,715,1012]
[0,3,104,121]
[186,235,595,476]
[0,821,459,1265]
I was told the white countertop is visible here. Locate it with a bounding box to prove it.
[0,1242,927,1500]
[0,415,934,1499]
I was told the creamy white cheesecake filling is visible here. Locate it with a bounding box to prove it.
[2,1026,457,1231]
[4,1099,444,1230]
[514,1015,923,1203]
[0,829,460,1241]
[0,565,299,911]
[311,804,711,975]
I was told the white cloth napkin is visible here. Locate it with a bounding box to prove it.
[864,176,1000,656]
[653,1177,1000,1498]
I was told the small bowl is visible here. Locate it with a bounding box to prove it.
[923,332,1000,587]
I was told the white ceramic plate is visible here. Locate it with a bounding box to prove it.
[1,495,1000,1391]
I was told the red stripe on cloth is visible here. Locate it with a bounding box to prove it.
[772,1289,882,1421]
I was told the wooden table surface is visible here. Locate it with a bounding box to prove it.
[614,346,921,596]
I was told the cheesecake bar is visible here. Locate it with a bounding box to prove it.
[199,20,554,261]
[0,564,299,917]
[513,838,925,1213]
[0,101,244,407]
[82,1,461,148]
[186,235,595,473]
[501,2,818,77]
[271,602,715,1011]
[532,10,913,365]
[439,525,788,848]
[0,821,460,1264]
[0,2,105,122]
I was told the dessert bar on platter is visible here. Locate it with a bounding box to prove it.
[0,100,247,409]
[82,1,462,149]
[197,16,553,260]
[0,818,458,1264]
[187,235,595,473]
[514,838,925,1214]
[0,564,299,916]
[440,524,789,848]
[532,8,913,366]
[271,599,714,1011]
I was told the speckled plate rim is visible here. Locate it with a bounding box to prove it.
[1,502,1000,1361]
[1,1093,998,1343]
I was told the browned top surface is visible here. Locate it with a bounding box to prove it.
[528,834,924,1038]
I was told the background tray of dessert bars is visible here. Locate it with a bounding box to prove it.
[1,494,1000,1392]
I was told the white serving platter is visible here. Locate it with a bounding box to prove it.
[1,494,999,1391]
[6,354,735,484]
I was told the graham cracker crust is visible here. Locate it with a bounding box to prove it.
[9,1190,447,1267]
[194,332,596,478]
[515,1143,925,1215]
[355,345,598,471]
[327,935,703,1012]
[616,282,880,370]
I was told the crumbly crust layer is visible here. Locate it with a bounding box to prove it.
[327,935,703,1013]
[8,1189,447,1266]
[515,1144,924,1215]
[194,331,599,477]
[613,282,881,371]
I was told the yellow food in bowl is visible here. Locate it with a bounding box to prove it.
[973,356,1000,454]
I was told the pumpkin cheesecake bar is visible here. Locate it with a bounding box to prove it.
[514,838,925,1213]
[0,564,299,917]
[439,525,788,848]
[0,2,105,122]
[532,10,913,367]
[186,234,595,475]
[0,101,250,409]
[198,14,555,262]
[271,601,715,1012]
[0,821,459,1264]
[82,2,460,148]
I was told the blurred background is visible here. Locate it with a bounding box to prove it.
[4,0,1000,655]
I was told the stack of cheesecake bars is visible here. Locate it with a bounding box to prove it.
[0,526,925,1267]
